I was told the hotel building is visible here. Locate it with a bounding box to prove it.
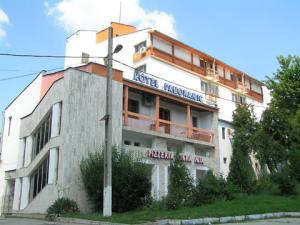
[0,23,270,214]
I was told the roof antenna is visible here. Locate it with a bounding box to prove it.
[119,1,122,23]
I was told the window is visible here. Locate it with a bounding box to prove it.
[134,41,146,53]
[193,54,200,67]
[251,82,262,94]
[201,81,218,96]
[159,108,171,121]
[222,127,225,139]
[128,99,139,113]
[192,116,198,128]
[232,93,238,103]
[134,142,141,147]
[30,154,49,200]
[174,46,191,62]
[135,64,146,73]
[209,83,219,96]
[124,140,131,145]
[152,36,172,54]
[32,111,52,158]
[230,73,235,81]
[237,75,242,82]
[7,116,12,136]
[200,59,206,68]
[81,52,89,64]
[201,80,209,93]
[240,96,246,104]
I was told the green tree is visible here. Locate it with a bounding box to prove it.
[252,108,289,173]
[254,55,300,178]
[166,150,194,209]
[80,148,152,212]
[227,104,256,193]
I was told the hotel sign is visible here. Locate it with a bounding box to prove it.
[147,150,204,164]
[133,71,208,105]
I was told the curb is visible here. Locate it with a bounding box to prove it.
[6,211,300,225]
[58,212,300,225]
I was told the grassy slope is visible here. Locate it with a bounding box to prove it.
[66,193,300,224]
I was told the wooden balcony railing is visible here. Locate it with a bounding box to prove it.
[206,68,219,81]
[125,111,214,144]
[236,81,247,94]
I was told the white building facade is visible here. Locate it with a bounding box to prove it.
[0,23,270,214]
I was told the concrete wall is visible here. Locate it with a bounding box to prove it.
[218,120,234,177]
[9,68,123,213]
[0,72,43,214]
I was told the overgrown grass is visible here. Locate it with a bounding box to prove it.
[65,193,300,224]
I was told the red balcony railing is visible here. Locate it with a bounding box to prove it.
[125,111,214,144]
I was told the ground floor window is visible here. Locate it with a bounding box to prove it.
[30,155,49,200]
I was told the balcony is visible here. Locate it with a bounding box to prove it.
[206,68,219,82]
[236,81,247,94]
[133,47,152,62]
[124,111,214,144]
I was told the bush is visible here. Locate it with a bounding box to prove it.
[192,171,235,206]
[80,148,152,212]
[253,174,276,193]
[46,197,79,220]
[166,150,194,209]
[272,168,297,195]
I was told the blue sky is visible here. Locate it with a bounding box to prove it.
[0,0,300,128]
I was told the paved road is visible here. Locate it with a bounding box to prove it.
[0,217,300,225]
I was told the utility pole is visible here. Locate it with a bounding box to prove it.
[103,26,113,217]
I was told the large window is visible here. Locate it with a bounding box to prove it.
[232,93,246,104]
[30,155,49,200]
[201,81,219,96]
[152,36,172,55]
[32,111,52,158]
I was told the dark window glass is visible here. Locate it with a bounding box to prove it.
[7,116,12,136]
[33,111,53,158]
[135,64,146,73]
[124,140,131,145]
[134,41,146,53]
[159,108,171,121]
[134,142,141,147]
[128,99,139,113]
[31,155,49,200]
[192,116,198,128]
[81,52,89,64]
[222,127,225,139]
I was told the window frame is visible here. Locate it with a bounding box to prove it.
[134,41,147,53]
[222,127,226,139]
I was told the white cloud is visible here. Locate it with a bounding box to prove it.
[0,8,9,39]
[45,0,177,37]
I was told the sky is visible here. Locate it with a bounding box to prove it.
[0,0,299,129]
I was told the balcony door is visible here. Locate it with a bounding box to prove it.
[159,108,171,134]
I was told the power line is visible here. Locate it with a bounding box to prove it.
[0,62,85,82]
[113,59,268,109]
[0,53,105,59]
